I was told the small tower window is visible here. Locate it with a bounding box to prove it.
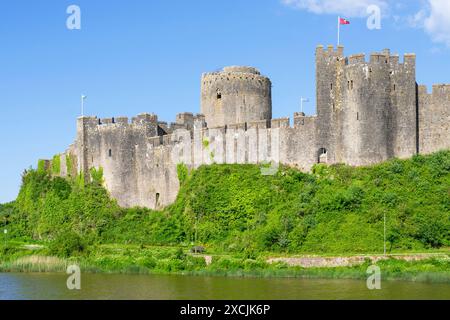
[217,92,222,100]
[351,80,354,90]
[330,83,333,90]
[108,149,112,157]
[155,193,160,208]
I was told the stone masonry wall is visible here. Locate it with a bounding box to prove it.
[47,46,450,210]
[418,84,450,154]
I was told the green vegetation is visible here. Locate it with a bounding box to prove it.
[177,164,190,185]
[37,160,46,173]
[1,242,449,282]
[66,154,74,177]
[172,151,450,254]
[1,150,449,280]
[52,155,61,175]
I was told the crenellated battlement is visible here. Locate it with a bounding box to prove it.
[316,44,344,56]
[132,113,158,125]
[67,45,449,210]
[419,84,450,100]
[432,84,450,95]
[343,52,414,68]
[347,54,365,65]
[201,72,271,89]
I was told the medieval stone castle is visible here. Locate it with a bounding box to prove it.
[46,45,450,209]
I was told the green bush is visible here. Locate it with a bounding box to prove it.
[48,231,86,258]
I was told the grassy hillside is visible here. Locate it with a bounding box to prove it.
[1,151,449,259]
[171,151,450,254]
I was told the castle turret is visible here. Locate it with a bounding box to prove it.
[340,51,392,165]
[315,45,345,164]
[201,66,272,128]
[315,46,419,166]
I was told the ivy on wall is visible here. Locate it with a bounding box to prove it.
[52,155,61,175]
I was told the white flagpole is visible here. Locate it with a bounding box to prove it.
[300,97,309,113]
[81,95,87,116]
[337,16,340,46]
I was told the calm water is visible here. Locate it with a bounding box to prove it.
[1,273,450,300]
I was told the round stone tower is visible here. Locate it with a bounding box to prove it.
[201,66,272,128]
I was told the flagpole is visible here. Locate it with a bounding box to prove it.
[81,95,87,116]
[81,95,84,116]
[337,16,340,46]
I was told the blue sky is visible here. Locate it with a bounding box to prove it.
[1,0,450,203]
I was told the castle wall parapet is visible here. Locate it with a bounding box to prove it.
[247,119,270,129]
[68,46,449,210]
[271,118,290,128]
[347,54,365,65]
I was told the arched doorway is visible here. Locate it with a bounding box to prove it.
[318,148,328,164]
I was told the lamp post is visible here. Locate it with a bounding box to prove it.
[384,212,387,256]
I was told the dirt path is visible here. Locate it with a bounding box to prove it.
[267,253,449,268]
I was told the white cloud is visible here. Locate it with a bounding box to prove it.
[407,9,427,28]
[422,0,450,47]
[281,0,389,18]
[282,0,450,48]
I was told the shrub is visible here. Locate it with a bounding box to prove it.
[48,231,86,258]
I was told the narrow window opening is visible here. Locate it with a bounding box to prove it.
[155,193,160,208]
[393,84,396,91]
[348,81,350,89]
[217,92,222,100]
[357,112,360,120]
[330,83,333,90]
[108,149,112,157]
[351,80,354,90]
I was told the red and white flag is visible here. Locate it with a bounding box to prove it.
[339,17,350,25]
[337,16,350,45]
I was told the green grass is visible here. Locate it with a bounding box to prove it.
[0,150,449,281]
[1,242,449,282]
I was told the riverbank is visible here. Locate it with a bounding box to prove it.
[1,243,449,283]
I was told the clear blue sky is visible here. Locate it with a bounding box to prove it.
[1,0,449,203]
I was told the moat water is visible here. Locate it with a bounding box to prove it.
[1,273,450,300]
